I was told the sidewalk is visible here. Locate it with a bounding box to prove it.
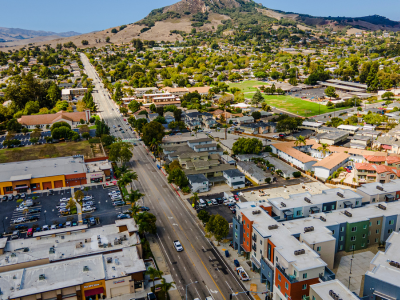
[213,240,267,294]
[71,187,83,224]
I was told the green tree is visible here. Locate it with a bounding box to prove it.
[326,117,344,128]
[120,107,128,116]
[7,119,22,132]
[252,90,264,105]
[146,267,163,292]
[74,190,84,202]
[156,278,175,300]
[382,92,394,100]
[167,168,188,188]
[317,143,329,156]
[109,141,134,165]
[325,86,338,99]
[251,111,261,120]
[232,138,262,154]
[294,135,306,147]
[205,214,229,245]
[142,121,165,146]
[137,212,157,234]
[197,210,210,223]
[105,37,110,43]
[261,103,271,111]
[128,100,141,113]
[190,192,199,207]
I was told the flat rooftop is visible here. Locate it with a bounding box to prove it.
[2,220,139,268]
[311,279,360,300]
[0,156,87,182]
[356,179,400,195]
[162,132,208,144]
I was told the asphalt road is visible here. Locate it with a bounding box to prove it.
[80,54,253,300]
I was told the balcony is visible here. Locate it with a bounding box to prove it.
[276,263,298,283]
[252,235,257,242]
[252,244,257,252]
[319,266,336,282]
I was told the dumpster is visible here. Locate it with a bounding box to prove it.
[225,250,230,257]
[234,260,240,268]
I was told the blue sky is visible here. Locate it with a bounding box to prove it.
[1,0,399,33]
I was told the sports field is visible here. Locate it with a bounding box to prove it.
[228,80,268,93]
[246,93,349,117]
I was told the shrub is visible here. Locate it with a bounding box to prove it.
[265,178,271,184]
[292,171,301,178]
[181,186,190,193]
[88,138,100,144]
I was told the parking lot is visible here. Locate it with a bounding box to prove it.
[0,129,96,149]
[289,87,326,99]
[1,184,131,237]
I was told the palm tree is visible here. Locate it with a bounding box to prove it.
[146,267,163,292]
[130,204,141,221]
[190,192,199,207]
[122,171,138,191]
[127,189,144,204]
[149,138,158,155]
[156,278,175,300]
[317,143,329,157]
[294,135,306,147]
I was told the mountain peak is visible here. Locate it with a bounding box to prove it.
[163,0,248,14]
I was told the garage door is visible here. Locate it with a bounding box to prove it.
[110,286,130,298]
[54,180,64,188]
[42,182,52,190]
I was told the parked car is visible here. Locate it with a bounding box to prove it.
[83,196,93,201]
[216,198,224,204]
[15,224,28,230]
[29,208,41,214]
[42,225,49,231]
[212,199,218,205]
[20,193,26,199]
[173,240,183,252]
[51,225,57,230]
[27,228,33,237]
[147,292,156,300]
[117,214,131,219]
[82,207,95,213]
[13,217,25,224]
[139,206,150,211]
[206,199,213,206]
[83,201,94,206]
[89,217,96,225]
[11,230,20,240]
[65,221,72,227]
[113,200,125,206]
[28,216,39,221]
[59,198,69,202]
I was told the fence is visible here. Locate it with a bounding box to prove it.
[325,180,360,189]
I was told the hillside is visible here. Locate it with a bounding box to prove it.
[2,0,400,51]
[0,27,80,43]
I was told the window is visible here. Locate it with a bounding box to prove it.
[247,224,249,228]
[341,227,345,232]
[363,225,367,229]
[278,274,281,281]
[332,204,335,209]
[296,211,301,216]
[362,234,366,238]
[323,206,327,211]
[278,285,281,291]
[332,230,335,235]
[375,238,378,243]
[369,222,372,226]
[285,294,288,298]
[302,284,307,290]
[247,233,249,237]
[388,229,393,234]
[340,236,344,241]
[376,229,380,234]
[351,227,357,232]
[303,273,307,279]
[317,246,321,251]
[260,249,262,255]
[285,283,288,289]
[372,198,376,202]
[389,220,394,225]
[351,236,356,241]
[294,270,297,277]
[313,297,316,300]
[356,201,359,205]
[260,240,262,245]
[362,243,365,247]
[368,240,370,244]
[339,245,343,250]
[377,220,381,225]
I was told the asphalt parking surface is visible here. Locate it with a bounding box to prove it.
[0,129,96,149]
[289,87,326,99]
[1,184,130,236]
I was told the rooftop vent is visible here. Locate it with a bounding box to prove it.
[378,204,387,210]
[294,249,305,256]
[107,257,112,264]
[376,186,384,191]
[83,266,89,272]
[304,197,312,203]
[252,210,261,215]
[280,202,286,207]
[49,247,55,254]
[268,224,279,230]
[39,274,45,281]
[389,260,400,268]
[344,210,352,217]
[337,192,344,198]
[320,216,326,222]
[304,226,314,232]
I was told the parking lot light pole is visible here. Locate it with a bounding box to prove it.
[44,210,47,224]
[186,281,198,300]
[2,217,7,234]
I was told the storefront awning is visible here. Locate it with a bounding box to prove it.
[84,287,104,297]
[284,210,293,216]
[344,201,353,207]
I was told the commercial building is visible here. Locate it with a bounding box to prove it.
[18,110,91,129]
[0,219,146,300]
[0,156,112,195]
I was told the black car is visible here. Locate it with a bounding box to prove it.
[28,216,39,221]
[216,198,224,204]
[29,208,41,214]
[14,194,21,200]
[82,219,88,225]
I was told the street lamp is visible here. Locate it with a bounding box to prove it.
[44,210,47,224]
[2,216,8,234]
[186,281,198,300]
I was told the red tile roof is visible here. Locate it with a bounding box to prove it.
[18,110,90,126]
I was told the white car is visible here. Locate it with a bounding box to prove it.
[238,192,244,196]
[16,206,27,212]
[112,195,122,201]
[82,206,95,212]
[51,225,57,230]
[60,198,69,202]
[83,201,94,206]
[83,196,93,201]
[173,240,183,252]
[13,217,25,224]
[108,191,121,196]
[273,135,279,138]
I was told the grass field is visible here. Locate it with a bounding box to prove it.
[0,140,93,164]
[228,80,268,93]
[246,93,351,117]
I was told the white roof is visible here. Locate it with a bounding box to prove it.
[311,280,360,300]
[302,121,323,128]
[337,124,360,131]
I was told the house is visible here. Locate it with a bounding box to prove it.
[237,161,269,184]
[314,131,349,146]
[299,121,323,131]
[373,136,400,154]
[221,155,235,165]
[337,124,359,135]
[349,135,372,149]
[187,174,210,193]
[61,88,87,101]
[312,152,350,180]
[271,141,318,171]
[310,280,359,300]
[148,113,159,122]
[18,110,91,129]
[354,163,400,184]
[223,169,245,189]
[266,156,299,179]
[236,116,254,125]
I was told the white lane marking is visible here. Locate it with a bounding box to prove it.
[156,233,173,265]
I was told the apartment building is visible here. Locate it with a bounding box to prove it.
[363,232,400,300]
[233,202,328,300]
[356,179,400,203]
[310,280,360,300]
